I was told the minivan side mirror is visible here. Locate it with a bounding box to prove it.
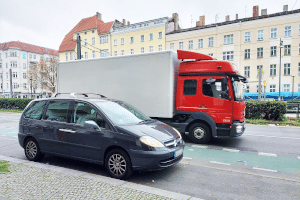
[84,120,101,131]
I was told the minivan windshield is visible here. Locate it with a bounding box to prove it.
[95,101,151,125]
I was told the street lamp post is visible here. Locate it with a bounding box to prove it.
[30,78,33,99]
[292,75,295,107]
[278,38,283,101]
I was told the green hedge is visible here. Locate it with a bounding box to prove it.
[246,101,287,121]
[0,98,32,110]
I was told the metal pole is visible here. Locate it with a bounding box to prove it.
[292,75,295,108]
[264,85,266,101]
[258,67,262,101]
[278,38,283,101]
[30,78,32,99]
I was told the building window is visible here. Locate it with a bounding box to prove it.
[284,26,292,37]
[24,83,27,89]
[299,63,300,75]
[298,83,300,92]
[284,63,290,75]
[149,33,153,40]
[84,52,88,59]
[121,50,124,55]
[158,45,162,51]
[270,46,277,56]
[257,48,263,58]
[10,52,17,57]
[284,45,291,55]
[179,42,183,50]
[23,73,27,79]
[256,85,263,93]
[244,66,250,78]
[92,37,95,45]
[70,53,73,60]
[188,40,193,49]
[121,38,124,45]
[270,64,276,76]
[257,65,263,77]
[92,50,95,58]
[245,32,251,42]
[113,51,117,56]
[208,53,213,57]
[12,72,17,78]
[270,84,276,92]
[130,37,134,43]
[114,39,117,46]
[130,49,134,54]
[66,53,68,61]
[84,39,87,46]
[257,30,264,40]
[100,35,108,43]
[170,43,174,50]
[141,35,144,42]
[208,37,214,47]
[270,28,277,39]
[0,63,2,69]
[198,39,203,48]
[246,85,250,93]
[10,61,17,68]
[158,32,162,39]
[224,34,233,44]
[100,49,109,57]
[244,49,250,59]
[299,44,300,54]
[141,47,144,53]
[223,51,234,60]
[283,84,290,92]
[149,46,153,52]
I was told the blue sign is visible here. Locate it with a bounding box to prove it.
[23,53,26,59]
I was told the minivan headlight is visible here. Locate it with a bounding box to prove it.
[173,128,182,139]
[139,136,164,148]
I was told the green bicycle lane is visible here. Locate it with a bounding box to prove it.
[183,145,300,174]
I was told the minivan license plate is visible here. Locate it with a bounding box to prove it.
[174,149,183,158]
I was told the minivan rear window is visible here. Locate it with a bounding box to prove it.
[24,101,47,120]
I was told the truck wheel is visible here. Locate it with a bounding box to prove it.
[24,138,44,161]
[105,149,133,180]
[188,123,212,144]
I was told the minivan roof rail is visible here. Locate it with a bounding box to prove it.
[53,93,106,98]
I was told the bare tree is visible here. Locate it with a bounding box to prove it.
[28,55,58,95]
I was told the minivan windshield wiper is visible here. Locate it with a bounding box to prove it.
[138,119,154,124]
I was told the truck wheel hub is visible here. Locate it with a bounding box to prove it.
[194,128,205,139]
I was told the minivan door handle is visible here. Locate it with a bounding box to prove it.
[59,129,76,133]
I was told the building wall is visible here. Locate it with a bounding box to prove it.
[166,13,300,94]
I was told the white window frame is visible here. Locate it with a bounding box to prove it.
[114,51,117,56]
[208,37,214,47]
[224,34,233,44]
[114,39,117,46]
[188,40,193,49]
[245,32,251,42]
[244,66,250,78]
[179,42,183,50]
[170,43,174,50]
[270,64,276,76]
[149,33,153,41]
[283,84,290,92]
[121,38,124,45]
[121,50,124,55]
[92,50,95,58]
[284,63,290,75]
[149,46,153,52]
[270,84,276,92]
[270,46,277,56]
[92,37,95,45]
[284,45,291,55]
[270,28,277,39]
[66,53,68,61]
[100,49,109,57]
[100,35,108,43]
[141,47,144,53]
[223,51,234,60]
[198,39,203,48]
[257,30,264,40]
[158,32,162,39]
[284,26,291,37]
[244,49,250,59]
[257,48,263,58]
[158,45,162,51]
[130,37,134,44]
[84,52,88,59]
[70,53,73,60]
[141,35,144,42]
[130,49,134,54]
[84,39,87,46]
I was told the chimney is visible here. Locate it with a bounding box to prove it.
[253,5,259,17]
[261,9,267,15]
[173,13,179,31]
[283,5,288,12]
[96,12,102,21]
[225,15,230,21]
[127,21,130,26]
[236,14,238,20]
[196,16,205,27]
[122,19,126,25]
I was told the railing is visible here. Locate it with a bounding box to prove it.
[287,103,300,118]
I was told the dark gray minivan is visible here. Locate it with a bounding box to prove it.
[18,94,184,179]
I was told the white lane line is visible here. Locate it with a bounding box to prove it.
[183,157,192,160]
[191,145,208,149]
[223,148,240,153]
[210,161,230,165]
[244,134,300,140]
[258,152,277,157]
[253,167,278,173]
[0,137,16,141]
[12,136,17,138]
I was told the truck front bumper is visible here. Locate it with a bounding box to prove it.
[230,120,246,137]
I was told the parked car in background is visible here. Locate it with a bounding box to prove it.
[18,93,184,179]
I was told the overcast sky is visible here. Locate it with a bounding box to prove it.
[1,0,299,50]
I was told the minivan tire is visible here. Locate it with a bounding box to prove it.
[188,123,212,144]
[105,149,133,180]
[24,138,45,162]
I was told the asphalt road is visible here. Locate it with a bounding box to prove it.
[0,113,300,200]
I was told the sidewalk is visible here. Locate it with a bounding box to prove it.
[0,156,202,200]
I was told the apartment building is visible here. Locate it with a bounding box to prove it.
[58,12,180,61]
[0,41,58,98]
[166,6,300,94]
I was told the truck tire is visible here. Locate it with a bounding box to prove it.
[188,123,212,144]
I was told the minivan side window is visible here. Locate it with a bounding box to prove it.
[24,101,47,120]
[184,79,197,95]
[73,102,107,129]
[202,79,223,99]
[43,101,70,122]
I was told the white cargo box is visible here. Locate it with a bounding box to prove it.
[57,50,180,118]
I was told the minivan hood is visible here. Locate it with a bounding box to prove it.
[116,121,178,142]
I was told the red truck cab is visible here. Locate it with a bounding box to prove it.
[173,50,247,144]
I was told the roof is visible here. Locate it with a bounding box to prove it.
[167,9,300,35]
[58,15,114,52]
[0,41,58,56]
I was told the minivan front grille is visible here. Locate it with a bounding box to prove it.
[164,138,181,148]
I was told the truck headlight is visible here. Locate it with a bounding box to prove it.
[140,136,164,148]
[173,128,182,139]
[236,125,243,134]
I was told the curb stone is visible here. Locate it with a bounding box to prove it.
[0,156,204,200]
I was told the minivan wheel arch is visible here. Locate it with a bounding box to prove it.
[104,145,131,163]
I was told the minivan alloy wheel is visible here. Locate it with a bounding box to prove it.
[26,141,37,159]
[24,138,45,161]
[108,154,127,176]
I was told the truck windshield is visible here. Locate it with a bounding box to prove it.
[95,101,151,125]
[232,80,245,101]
